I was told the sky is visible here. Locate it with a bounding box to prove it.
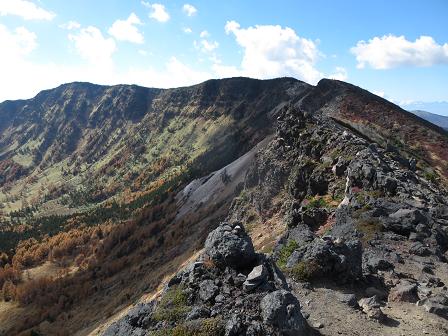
[0,0,448,115]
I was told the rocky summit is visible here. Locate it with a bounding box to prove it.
[105,222,309,335]
[1,77,448,335]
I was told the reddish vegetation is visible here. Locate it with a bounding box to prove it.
[333,91,448,180]
[0,159,27,186]
[0,186,229,334]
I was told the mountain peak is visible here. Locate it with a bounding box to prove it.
[1,77,448,335]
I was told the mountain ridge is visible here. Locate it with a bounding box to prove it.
[0,77,448,335]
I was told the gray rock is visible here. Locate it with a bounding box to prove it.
[418,294,448,318]
[243,264,268,291]
[386,209,428,235]
[388,281,418,303]
[103,324,145,336]
[204,222,256,269]
[337,293,358,307]
[358,296,385,321]
[365,287,387,300]
[409,232,426,242]
[225,314,243,336]
[127,303,154,328]
[215,294,225,303]
[364,252,394,273]
[186,306,210,321]
[308,168,329,195]
[246,321,263,336]
[199,279,219,302]
[409,241,432,256]
[102,302,155,336]
[420,264,434,274]
[287,238,362,283]
[260,290,308,335]
[233,273,247,287]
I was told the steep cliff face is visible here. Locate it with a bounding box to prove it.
[0,78,304,171]
[0,77,307,252]
[1,78,448,335]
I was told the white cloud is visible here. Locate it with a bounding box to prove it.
[123,57,210,88]
[108,13,144,44]
[183,27,192,34]
[69,26,116,67]
[200,39,218,52]
[372,90,385,98]
[59,21,81,30]
[351,35,448,69]
[182,4,197,16]
[329,66,348,81]
[0,0,55,20]
[223,21,323,84]
[194,30,220,64]
[398,99,416,106]
[0,23,209,102]
[142,2,170,22]
[0,23,71,102]
[224,21,239,34]
[212,64,240,77]
[0,23,37,62]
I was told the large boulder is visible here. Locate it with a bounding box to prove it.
[204,222,256,269]
[417,293,448,318]
[358,296,385,321]
[388,281,418,303]
[363,251,394,274]
[260,290,308,335]
[103,302,155,336]
[243,265,268,291]
[286,238,362,283]
[385,208,428,235]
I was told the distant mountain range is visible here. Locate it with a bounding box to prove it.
[411,110,448,130]
[403,101,448,117]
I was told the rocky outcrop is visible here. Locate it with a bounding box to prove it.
[260,290,308,335]
[284,237,362,284]
[104,303,155,336]
[204,222,256,269]
[231,102,448,326]
[104,222,310,335]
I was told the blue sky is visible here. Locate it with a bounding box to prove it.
[1,0,448,115]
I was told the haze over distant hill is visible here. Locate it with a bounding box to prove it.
[403,101,448,117]
[411,110,448,130]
